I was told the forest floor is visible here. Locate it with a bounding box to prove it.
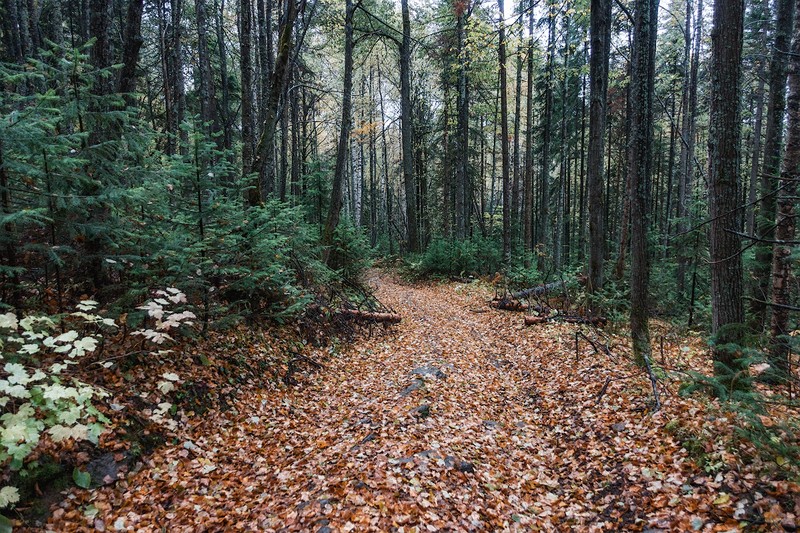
[45,270,799,532]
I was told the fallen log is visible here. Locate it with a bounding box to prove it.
[338,309,402,324]
[524,314,607,327]
[512,280,565,300]
[491,299,529,311]
[491,299,550,314]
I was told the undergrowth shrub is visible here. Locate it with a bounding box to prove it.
[412,236,502,277]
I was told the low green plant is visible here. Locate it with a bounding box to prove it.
[0,301,114,510]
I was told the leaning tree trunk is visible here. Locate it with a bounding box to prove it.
[321,0,354,264]
[587,0,611,296]
[769,0,800,377]
[708,0,746,387]
[248,0,301,203]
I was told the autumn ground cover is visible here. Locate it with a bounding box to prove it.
[45,271,798,532]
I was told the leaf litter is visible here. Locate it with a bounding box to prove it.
[45,271,799,532]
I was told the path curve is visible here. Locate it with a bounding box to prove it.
[50,271,710,532]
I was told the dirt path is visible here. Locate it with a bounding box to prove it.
[49,272,742,531]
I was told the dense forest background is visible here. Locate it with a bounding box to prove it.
[1,0,799,407]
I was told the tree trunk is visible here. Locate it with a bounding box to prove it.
[118,0,145,97]
[769,0,800,376]
[401,0,419,252]
[196,0,219,144]
[708,0,746,384]
[248,0,302,204]
[455,1,470,240]
[240,0,255,201]
[321,0,354,264]
[629,0,658,365]
[523,0,535,257]
[752,0,796,329]
[499,0,511,263]
[537,5,555,272]
[587,0,611,295]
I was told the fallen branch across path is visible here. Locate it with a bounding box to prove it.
[524,314,607,327]
[338,309,402,324]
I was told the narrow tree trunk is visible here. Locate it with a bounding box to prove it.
[455,1,470,240]
[499,0,512,263]
[248,0,302,203]
[537,5,555,272]
[748,75,766,237]
[752,0,796,329]
[512,38,523,243]
[677,0,702,295]
[769,0,800,376]
[523,0,535,257]
[401,0,419,252]
[240,0,255,201]
[321,0,354,264]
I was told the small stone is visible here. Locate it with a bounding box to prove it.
[457,461,475,473]
[483,420,499,429]
[410,365,446,379]
[401,379,425,397]
[611,422,626,432]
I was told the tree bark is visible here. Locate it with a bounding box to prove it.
[523,0,535,257]
[499,0,511,263]
[588,0,611,296]
[769,0,800,376]
[455,0,470,240]
[118,0,145,98]
[196,0,219,140]
[240,0,255,201]
[752,0,796,329]
[321,0,355,264]
[537,5,555,272]
[248,0,302,204]
[629,0,658,365]
[708,0,746,382]
[401,0,419,252]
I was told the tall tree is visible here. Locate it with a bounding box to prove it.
[322,0,355,263]
[241,0,255,200]
[676,0,702,296]
[769,0,800,377]
[708,0,746,384]
[499,0,511,263]
[118,0,145,96]
[401,0,419,252]
[537,4,555,272]
[752,0,796,328]
[523,0,535,257]
[248,0,303,203]
[587,0,611,295]
[455,0,470,240]
[629,0,658,364]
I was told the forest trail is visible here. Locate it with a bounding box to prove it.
[51,272,752,532]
